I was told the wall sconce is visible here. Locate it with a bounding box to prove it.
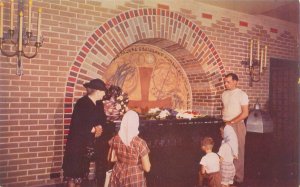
[0,0,43,76]
[241,39,267,87]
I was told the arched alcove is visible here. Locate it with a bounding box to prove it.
[63,8,226,137]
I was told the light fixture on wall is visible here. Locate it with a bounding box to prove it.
[0,0,43,76]
[241,39,267,87]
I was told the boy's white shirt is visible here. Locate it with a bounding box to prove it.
[223,125,238,157]
[199,152,220,173]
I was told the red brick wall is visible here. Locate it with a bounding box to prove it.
[0,0,298,186]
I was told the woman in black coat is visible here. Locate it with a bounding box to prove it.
[62,79,107,187]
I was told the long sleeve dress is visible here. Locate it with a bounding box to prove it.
[62,95,106,182]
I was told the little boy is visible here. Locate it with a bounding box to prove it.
[218,124,238,187]
[199,137,221,187]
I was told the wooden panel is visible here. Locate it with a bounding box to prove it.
[269,58,299,179]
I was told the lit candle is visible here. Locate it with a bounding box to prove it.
[0,2,3,38]
[28,0,32,33]
[249,39,253,66]
[10,0,14,30]
[260,49,264,73]
[264,46,267,67]
[18,11,23,51]
[257,40,260,60]
[37,8,42,43]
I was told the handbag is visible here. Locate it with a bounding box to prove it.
[85,139,96,162]
[107,137,117,162]
[104,169,112,187]
[85,146,95,161]
[105,137,116,187]
[109,148,117,162]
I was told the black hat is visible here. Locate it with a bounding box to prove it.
[83,79,107,91]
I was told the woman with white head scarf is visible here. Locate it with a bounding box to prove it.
[108,110,151,187]
[118,110,140,146]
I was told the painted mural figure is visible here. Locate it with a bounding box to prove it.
[222,73,249,184]
[62,79,107,187]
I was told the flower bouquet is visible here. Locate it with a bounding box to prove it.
[103,85,129,121]
[144,107,206,120]
[144,108,174,120]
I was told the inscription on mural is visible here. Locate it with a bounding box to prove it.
[103,44,191,112]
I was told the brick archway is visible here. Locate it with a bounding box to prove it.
[63,8,226,134]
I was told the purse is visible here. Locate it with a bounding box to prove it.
[104,138,117,187]
[85,146,95,161]
[104,169,112,187]
[85,138,96,162]
[107,137,117,162]
[110,148,117,162]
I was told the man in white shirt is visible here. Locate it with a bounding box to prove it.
[221,73,249,184]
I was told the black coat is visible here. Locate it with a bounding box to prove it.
[63,95,107,178]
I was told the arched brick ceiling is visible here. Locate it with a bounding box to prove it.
[136,38,200,65]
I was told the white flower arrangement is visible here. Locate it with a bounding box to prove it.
[157,109,170,119]
[145,107,205,120]
[176,112,194,120]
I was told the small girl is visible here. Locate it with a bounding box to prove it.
[108,110,151,187]
[199,137,221,187]
[218,124,238,187]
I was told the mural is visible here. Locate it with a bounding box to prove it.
[103,44,192,113]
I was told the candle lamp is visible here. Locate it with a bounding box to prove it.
[0,0,43,76]
[241,39,268,87]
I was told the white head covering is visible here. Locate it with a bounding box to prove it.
[118,110,140,146]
